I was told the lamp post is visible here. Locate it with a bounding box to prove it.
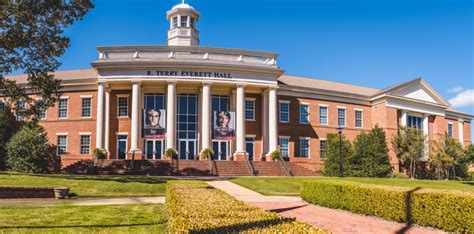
[337,126,344,177]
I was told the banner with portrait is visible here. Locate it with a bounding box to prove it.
[143,109,166,139]
[212,111,236,140]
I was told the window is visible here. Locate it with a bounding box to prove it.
[80,135,91,154]
[320,139,327,160]
[279,137,290,157]
[0,101,4,111]
[58,98,68,118]
[245,99,255,120]
[57,135,67,155]
[81,97,92,118]
[117,96,128,117]
[300,104,309,124]
[407,115,422,130]
[190,17,195,28]
[38,100,46,120]
[337,107,346,127]
[299,138,310,158]
[319,105,328,125]
[16,100,25,121]
[279,101,289,123]
[180,16,188,27]
[355,110,363,128]
[448,123,453,137]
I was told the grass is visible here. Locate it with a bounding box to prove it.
[0,173,173,197]
[0,204,167,233]
[231,176,474,196]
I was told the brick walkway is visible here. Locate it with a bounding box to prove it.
[207,180,444,234]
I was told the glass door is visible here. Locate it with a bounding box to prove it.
[117,135,128,160]
[179,139,197,160]
[246,137,255,161]
[145,139,163,160]
[212,140,229,160]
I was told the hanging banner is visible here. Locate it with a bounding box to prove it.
[143,109,166,139]
[212,111,236,140]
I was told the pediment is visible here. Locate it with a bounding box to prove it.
[380,78,450,107]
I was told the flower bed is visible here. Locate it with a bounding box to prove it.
[300,180,474,232]
[0,186,55,198]
[166,181,325,233]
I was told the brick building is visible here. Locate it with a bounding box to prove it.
[3,3,472,174]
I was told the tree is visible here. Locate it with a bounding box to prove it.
[391,126,426,179]
[352,126,392,177]
[466,144,474,164]
[6,124,52,173]
[1,1,94,121]
[430,134,469,180]
[322,133,353,176]
[0,107,21,170]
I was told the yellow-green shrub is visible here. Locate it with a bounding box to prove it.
[166,181,326,233]
[300,181,474,232]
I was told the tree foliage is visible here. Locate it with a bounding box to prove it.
[1,1,94,121]
[322,133,353,176]
[0,107,21,170]
[391,126,426,179]
[6,124,52,173]
[429,134,467,179]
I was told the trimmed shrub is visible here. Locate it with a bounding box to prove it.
[165,148,178,159]
[167,181,325,233]
[301,180,474,232]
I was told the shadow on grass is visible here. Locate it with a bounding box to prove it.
[461,181,474,186]
[31,174,174,185]
[189,217,296,233]
[0,221,166,229]
[396,187,421,234]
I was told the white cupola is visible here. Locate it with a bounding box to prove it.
[166,1,200,46]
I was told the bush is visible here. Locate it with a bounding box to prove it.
[6,124,53,173]
[165,148,178,159]
[200,148,213,160]
[271,150,282,161]
[167,181,325,233]
[301,180,474,232]
[390,172,409,179]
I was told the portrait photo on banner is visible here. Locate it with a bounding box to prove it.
[143,109,166,138]
[213,111,235,140]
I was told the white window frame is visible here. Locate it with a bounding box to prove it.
[447,122,453,137]
[299,137,311,158]
[117,133,129,159]
[299,103,310,124]
[58,97,69,119]
[80,95,93,118]
[355,109,363,128]
[245,98,255,121]
[279,136,290,158]
[319,104,328,126]
[79,133,91,155]
[279,100,290,123]
[117,95,129,118]
[56,133,68,156]
[337,106,346,127]
[319,138,327,160]
[37,99,47,121]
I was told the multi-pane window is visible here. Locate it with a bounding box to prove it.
[0,101,4,111]
[299,138,310,157]
[58,98,68,118]
[279,137,289,157]
[80,135,91,154]
[245,99,255,120]
[407,115,422,130]
[355,110,363,128]
[300,104,309,124]
[117,96,128,117]
[337,108,346,127]
[319,106,328,125]
[172,16,178,28]
[38,100,46,120]
[320,139,327,160]
[279,101,289,123]
[190,17,195,28]
[180,16,188,27]
[447,123,453,137]
[16,100,25,121]
[81,98,92,118]
[57,135,67,155]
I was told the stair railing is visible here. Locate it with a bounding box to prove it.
[277,155,293,176]
[246,159,257,176]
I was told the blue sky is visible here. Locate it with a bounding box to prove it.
[58,0,473,134]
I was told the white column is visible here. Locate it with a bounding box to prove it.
[95,82,105,149]
[130,81,141,152]
[104,88,111,156]
[459,120,464,147]
[268,87,278,154]
[422,114,430,159]
[201,82,212,150]
[261,91,269,157]
[166,81,177,150]
[401,110,408,127]
[235,84,246,154]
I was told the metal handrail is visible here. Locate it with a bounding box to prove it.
[246,159,257,176]
[277,155,293,176]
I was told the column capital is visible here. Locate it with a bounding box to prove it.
[202,81,213,86]
[167,81,178,85]
[236,83,246,88]
[268,86,279,91]
[131,80,141,85]
[97,80,106,85]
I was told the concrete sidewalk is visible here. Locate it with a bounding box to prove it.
[0,197,165,206]
[207,180,444,234]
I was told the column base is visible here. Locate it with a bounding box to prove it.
[233,152,248,161]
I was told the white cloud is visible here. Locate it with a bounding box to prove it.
[449,89,474,108]
[446,86,464,94]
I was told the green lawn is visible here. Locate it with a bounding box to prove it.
[0,204,166,233]
[0,173,173,197]
[231,177,474,196]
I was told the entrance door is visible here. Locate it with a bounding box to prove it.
[212,140,229,160]
[246,137,255,161]
[117,135,128,160]
[145,139,163,160]
[178,139,197,160]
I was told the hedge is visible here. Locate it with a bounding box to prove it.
[166,181,325,233]
[300,180,474,232]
